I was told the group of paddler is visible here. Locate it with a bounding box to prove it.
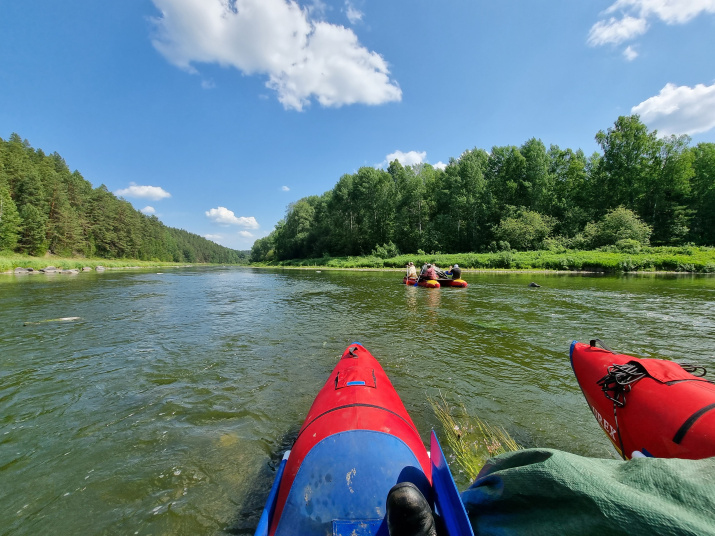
[405,262,462,283]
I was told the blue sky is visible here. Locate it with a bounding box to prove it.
[2,1,714,251]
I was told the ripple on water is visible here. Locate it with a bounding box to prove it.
[1,268,714,533]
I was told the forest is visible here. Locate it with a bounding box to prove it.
[0,134,247,264]
[250,116,715,262]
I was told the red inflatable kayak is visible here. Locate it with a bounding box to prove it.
[255,343,473,536]
[570,340,715,460]
[403,276,440,288]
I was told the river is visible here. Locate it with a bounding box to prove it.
[1,267,713,534]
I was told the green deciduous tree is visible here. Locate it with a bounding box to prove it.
[493,208,555,251]
[585,206,652,247]
[689,143,715,245]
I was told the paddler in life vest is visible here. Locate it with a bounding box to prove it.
[421,264,438,281]
[406,262,417,279]
[447,264,462,279]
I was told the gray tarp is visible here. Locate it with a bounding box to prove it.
[461,449,715,535]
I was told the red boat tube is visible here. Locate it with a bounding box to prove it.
[403,276,440,288]
[570,340,715,460]
[437,279,468,288]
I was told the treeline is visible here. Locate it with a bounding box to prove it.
[251,116,715,262]
[0,133,247,264]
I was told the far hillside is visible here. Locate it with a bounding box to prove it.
[0,134,246,264]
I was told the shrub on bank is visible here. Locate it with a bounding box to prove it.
[253,246,715,273]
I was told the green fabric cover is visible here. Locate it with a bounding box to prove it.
[461,449,715,535]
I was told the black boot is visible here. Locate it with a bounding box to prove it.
[386,482,437,536]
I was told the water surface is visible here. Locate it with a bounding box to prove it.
[1,267,713,534]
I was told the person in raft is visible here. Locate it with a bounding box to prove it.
[421,264,438,281]
[406,262,417,279]
[446,264,462,279]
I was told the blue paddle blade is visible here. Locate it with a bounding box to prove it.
[254,452,289,536]
[430,431,474,536]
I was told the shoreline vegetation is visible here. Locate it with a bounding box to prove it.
[5,245,714,275]
[249,245,715,274]
[0,254,190,274]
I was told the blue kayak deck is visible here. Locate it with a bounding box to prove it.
[274,430,429,536]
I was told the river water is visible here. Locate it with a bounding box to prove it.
[1,267,713,534]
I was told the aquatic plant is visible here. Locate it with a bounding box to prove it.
[430,394,521,482]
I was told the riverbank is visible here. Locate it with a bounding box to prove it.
[0,254,191,274]
[251,246,715,274]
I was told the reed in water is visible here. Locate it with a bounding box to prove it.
[430,394,521,482]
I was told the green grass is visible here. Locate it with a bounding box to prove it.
[0,252,189,273]
[430,394,521,482]
[252,246,715,273]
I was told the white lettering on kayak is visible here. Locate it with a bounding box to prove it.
[591,405,618,441]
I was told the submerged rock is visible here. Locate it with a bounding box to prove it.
[528,282,541,288]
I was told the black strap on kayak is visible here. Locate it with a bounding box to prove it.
[672,402,715,445]
[597,362,647,407]
[612,402,627,460]
[294,403,420,444]
[677,363,708,377]
[590,339,615,353]
[597,361,646,461]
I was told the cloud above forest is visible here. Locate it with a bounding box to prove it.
[150,0,401,111]
[381,150,445,170]
[140,206,156,214]
[632,82,715,136]
[385,150,427,167]
[588,0,715,50]
[115,183,171,200]
[206,206,259,228]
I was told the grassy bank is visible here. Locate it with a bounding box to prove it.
[0,253,189,273]
[253,246,715,273]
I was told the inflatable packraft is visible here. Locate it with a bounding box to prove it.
[570,340,715,460]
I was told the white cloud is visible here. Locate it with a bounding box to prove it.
[606,0,715,25]
[150,0,401,111]
[282,185,290,191]
[206,206,260,228]
[587,16,647,46]
[141,206,156,215]
[632,82,715,136]
[590,0,715,47]
[204,233,223,241]
[623,45,639,60]
[345,1,363,24]
[385,150,427,167]
[116,183,171,200]
[238,230,254,238]
[433,161,447,171]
